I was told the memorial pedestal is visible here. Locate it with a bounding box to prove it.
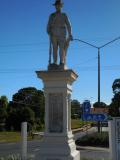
[36,69,80,160]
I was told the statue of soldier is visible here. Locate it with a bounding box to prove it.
[47,0,73,66]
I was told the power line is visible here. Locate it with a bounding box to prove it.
[0,42,48,48]
[99,36,120,49]
[0,46,93,55]
[73,56,97,66]
[75,65,120,71]
[0,65,120,73]
[0,36,120,48]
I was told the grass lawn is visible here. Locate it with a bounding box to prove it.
[71,119,90,129]
[0,132,21,143]
[0,119,90,143]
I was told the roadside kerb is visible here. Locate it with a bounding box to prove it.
[76,145,110,152]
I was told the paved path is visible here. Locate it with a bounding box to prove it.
[77,146,110,159]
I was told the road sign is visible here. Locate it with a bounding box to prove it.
[82,113,108,121]
[82,100,91,113]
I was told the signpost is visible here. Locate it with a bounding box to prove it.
[82,113,107,121]
[82,100,108,123]
[82,100,91,114]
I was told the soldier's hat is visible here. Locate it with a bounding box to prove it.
[53,0,64,6]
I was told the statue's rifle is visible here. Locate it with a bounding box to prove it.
[49,36,52,64]
[64,37,71,63]
[48,14,58,65]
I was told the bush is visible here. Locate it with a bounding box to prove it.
[0,154,21,160]
[76,132,109,147]
[0,154,34,160]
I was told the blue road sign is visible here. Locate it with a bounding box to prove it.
[82,100,91,114]
[82,113,108,121]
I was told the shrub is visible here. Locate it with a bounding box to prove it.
[0,154,34,160]
[76,132,109,147]
[0,154,21,160]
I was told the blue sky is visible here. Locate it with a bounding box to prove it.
[0,0,120,104]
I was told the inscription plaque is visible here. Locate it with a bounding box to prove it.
[49,93,63,133]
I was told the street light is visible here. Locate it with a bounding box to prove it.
[74,37,120,103]
[74,36,120,132]
[98,36,120,105]
[74,38,100,103]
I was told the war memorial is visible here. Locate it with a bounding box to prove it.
[36,0,80,159]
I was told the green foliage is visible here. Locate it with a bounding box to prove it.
[12,87,44,119]
[0,154,34,160]
[76,132,109,147]
[0,154,21,160]
[93,102,107,108]
[7,107,33,131]
[0,96,8,130]
[112,78,120,94]
[109,78,120,117]
[109,97,120,117]
[6,87,45,131]
[0,107,7,123]
[71,99,81,119]
[0,96,8,108]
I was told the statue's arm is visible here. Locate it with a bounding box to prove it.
[64,13,72,38]
[47,15,52,35]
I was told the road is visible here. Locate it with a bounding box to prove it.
[0,140,110,159]
[0,127,110,159]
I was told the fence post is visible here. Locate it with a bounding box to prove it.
[21,122,27,160]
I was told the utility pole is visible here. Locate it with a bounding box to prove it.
[98,48,101,133]
[74,37,120,132]
[98,48,100,104]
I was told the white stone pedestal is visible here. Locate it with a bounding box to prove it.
[36,69,80,160]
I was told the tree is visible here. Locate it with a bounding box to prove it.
[0,96,8,130]
[18,107,35,131]
[109,78,120,117]
[6,106,35,131]
[0,96,8,121]
[7,87,45,131]
[12,87,44,119]
[112,78,120,94]
[93,102,107,108]
[71,99,81,119]
[0,96,8,108]
[0,107,7,123]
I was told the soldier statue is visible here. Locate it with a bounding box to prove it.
[47,0,73,67]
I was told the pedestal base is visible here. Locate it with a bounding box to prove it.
[48,63,68,71]
[36,69,80,160]
[35,132,80,160]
